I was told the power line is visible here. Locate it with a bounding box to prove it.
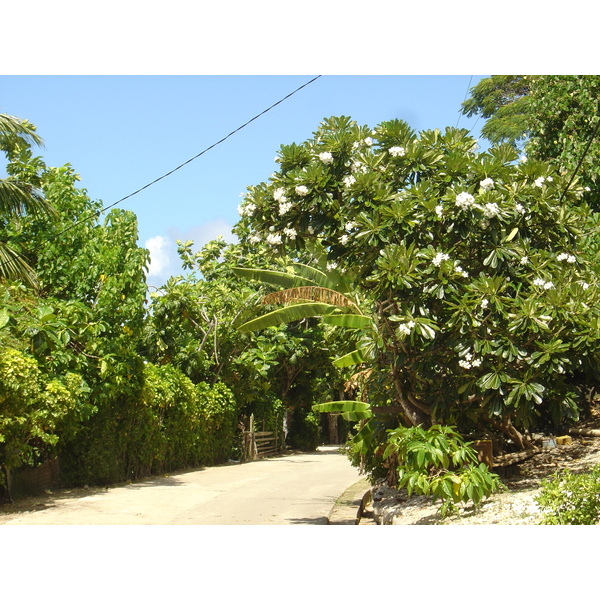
[557,106,600,205]
[0,75,323,276]
[455,75,473,128]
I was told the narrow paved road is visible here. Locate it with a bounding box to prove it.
[0,446,361,525]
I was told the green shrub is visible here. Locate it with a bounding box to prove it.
[60,364,238,486]
[384,425,505,517]
[535,465,600,525]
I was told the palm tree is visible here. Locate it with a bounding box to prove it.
[0,113,53,287]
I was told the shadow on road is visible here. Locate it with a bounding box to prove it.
[286,516,329,525]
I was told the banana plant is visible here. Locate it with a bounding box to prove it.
[232,257,381,448]
[232,259,376,368]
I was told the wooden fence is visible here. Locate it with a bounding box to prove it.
[241,430,281,461]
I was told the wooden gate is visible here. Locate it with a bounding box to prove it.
[240,414,284,462]
[242,430,280,461]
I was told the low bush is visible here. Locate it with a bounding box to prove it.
[383,425,505,517]
[535,465,600,525]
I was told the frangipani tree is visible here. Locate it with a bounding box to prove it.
[233,116,600,450]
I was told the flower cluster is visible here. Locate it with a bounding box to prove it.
[454,264,468,278]
[273,187,293,215]
[459,351,482,369]
[482,202,500,218]
[283,227,297,240]
[343,174,356,188]
[397,320,416,336]
[318,151,333,164]
[533,277,554,290]
[479,178,495,191]
[237,201,256,217]
[455,191,475,209]
[295,185,309,196]
[432,252,450,267]
[557,253,576,263]
[389,146,406,157]
[266,232,282,246]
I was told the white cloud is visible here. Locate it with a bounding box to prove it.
[144,219,237,288]
[145,235,172,277]
[169,219,237,250]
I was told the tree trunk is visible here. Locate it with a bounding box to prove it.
[484,415,533,450]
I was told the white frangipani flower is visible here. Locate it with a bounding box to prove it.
[266,233,282,245]
[557,253,576,263]
[455,191,475,209]
[340,234,350,245]
[343,174,356,187]
[295,185,309,196]
[389,146,406,157]
[482,202,500,218]
[454,265,468,278]
[432,252,450,267]
[274,188,287,202]
[534,277,554,290]
[479,178,495,191]
[534,176,546,187]
[318,151,333,164]
[435,204,444,218]
[283,227,297,240]
[278,201,293,216]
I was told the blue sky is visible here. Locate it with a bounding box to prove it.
[1,75,490,286]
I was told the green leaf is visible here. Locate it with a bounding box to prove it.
[504,227,519,242]
[313,401,371,415]
[332,349,366,368]
[0,308,9,329]
[237,302,338,332]
[321,314,373,329]
[231,267,318,289]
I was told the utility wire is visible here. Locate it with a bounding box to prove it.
[455,75,473,128]
[557,105,600,205]
[1,75,323,274]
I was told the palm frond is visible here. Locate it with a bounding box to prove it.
[0,242,38,288]
[0,114,44,150]
[0,179,53,218]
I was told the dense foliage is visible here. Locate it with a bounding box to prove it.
[2,77,599,508]
[233,113,600,501]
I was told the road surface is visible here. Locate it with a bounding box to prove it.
[0,446,361,525]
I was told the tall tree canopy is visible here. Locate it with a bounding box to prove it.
[234,115,600,452]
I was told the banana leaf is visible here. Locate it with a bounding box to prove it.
[332,348,366,368]
[237,302,338,332]
[322,314,372,329]
[231,267,318,289]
